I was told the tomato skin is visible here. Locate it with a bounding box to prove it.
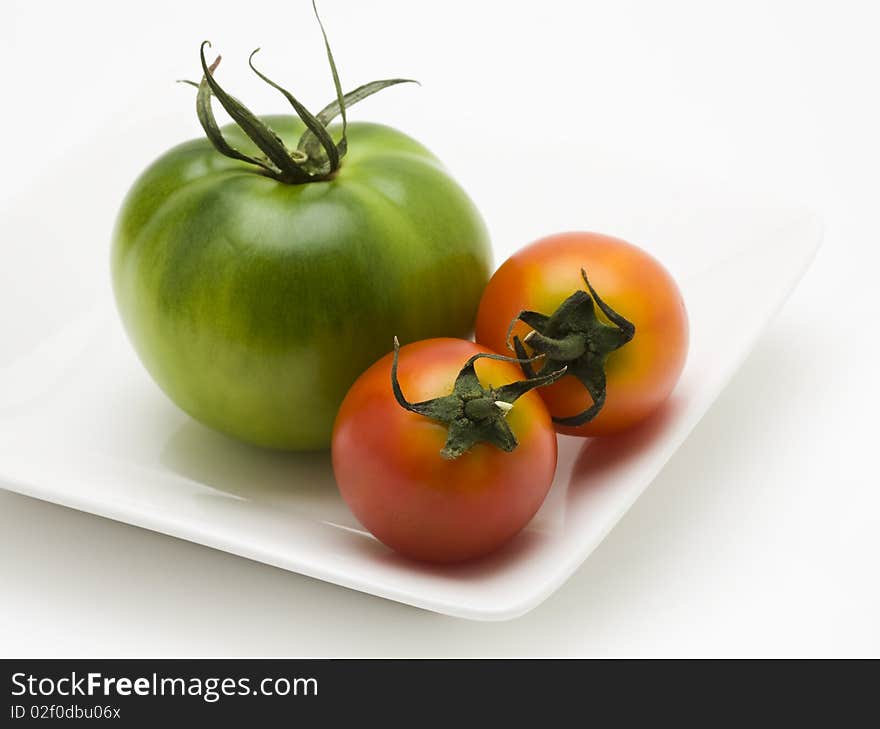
[331,338,558,563]
[475,232,688,436]
[111,117,491,450]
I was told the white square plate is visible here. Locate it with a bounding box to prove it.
[0,126,820,620]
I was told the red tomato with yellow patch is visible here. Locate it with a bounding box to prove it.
[331,338,559,563]
[475,232,688,436]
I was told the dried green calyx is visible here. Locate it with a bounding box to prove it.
[509,269,636,427]
[391,338,566,460]
[180,0,417,184]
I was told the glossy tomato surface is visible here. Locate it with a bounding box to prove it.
[475,232,688,436]
[331,338,558,563]
[112,118,491,450]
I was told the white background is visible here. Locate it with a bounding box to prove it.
[1,0,877,656]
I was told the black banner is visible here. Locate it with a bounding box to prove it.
[1,658,875,725]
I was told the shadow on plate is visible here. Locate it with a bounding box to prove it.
[156,397,683,582]
[158,419,354,516]
[566,397,686,503]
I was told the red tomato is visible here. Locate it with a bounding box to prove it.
[331,338,559,563]
[475,232,688,436]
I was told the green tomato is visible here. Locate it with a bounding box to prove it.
[111,116,491,450]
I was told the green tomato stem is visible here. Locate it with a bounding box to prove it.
[180,3,419,184]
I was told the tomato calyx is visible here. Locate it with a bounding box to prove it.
[391,338,566,460]
[509,269,636,427]
[179,1,418,184]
